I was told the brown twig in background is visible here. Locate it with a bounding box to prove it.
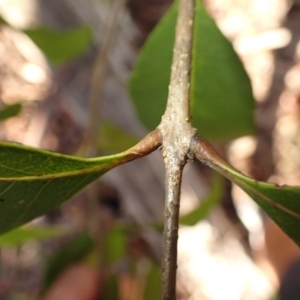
[84,1,127,298]
[87,0,126,153]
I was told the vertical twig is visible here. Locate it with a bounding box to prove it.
[87,0,126,152]
[84,1,126,297]
[161,160,184,300]
[158,0,195,299]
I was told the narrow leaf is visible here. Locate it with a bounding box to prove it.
[193,135,300,246]
[98,122,139,154]
[102,227,126,300]
[180,174,223,226]
[144,261,161,300]
[225,167,300,246]
[23,26,93,65]
[0,142,138,235]
[0,103,22,121]
[106,227,126,264]
[42,233,94,293]
[104,274,119,300]
[0,226,62,246]
[129,0,255,142]
[0,14,8,25]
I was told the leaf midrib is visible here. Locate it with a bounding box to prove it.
[0,165,113,181]
[225,167,300,220]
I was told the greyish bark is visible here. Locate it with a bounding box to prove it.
[157,0,196,298]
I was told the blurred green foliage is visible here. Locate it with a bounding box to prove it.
[0,103,22,121]
[24,26,93,65]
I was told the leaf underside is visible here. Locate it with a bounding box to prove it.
[0,142,132,235]
[129,0,255,142]
[222,165,300,246]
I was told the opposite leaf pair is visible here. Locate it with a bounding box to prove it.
[0,0,299,249]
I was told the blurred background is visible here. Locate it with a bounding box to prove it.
[0,0,299,299]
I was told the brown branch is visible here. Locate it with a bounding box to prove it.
[86,0,126,154]
[158,0,196,299]
[190,133,232,175]
[129,129,163,156]
[84,3,127,294]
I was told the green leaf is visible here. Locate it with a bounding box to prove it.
[144,261,161,300]
[194,135,300,246]
[191,0,255,141]
[106,227,126,264]
[23,26,93,65]
[0,14,8,25]
[0,103,22,121]
[102,227,126,299]
[98,122,139,154]
[128,5,174,132]
[180,173,223,226]
[104,274,119,300]
[42,233,94,293]
[0,141,136,235]
[129,0,255,142]
[0,226,62,246]
[224,166,300,246]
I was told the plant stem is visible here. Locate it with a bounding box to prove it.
[87,0,125,152]
[84,2,126,296]
[161,161,184,300]
[158,0,195,298]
